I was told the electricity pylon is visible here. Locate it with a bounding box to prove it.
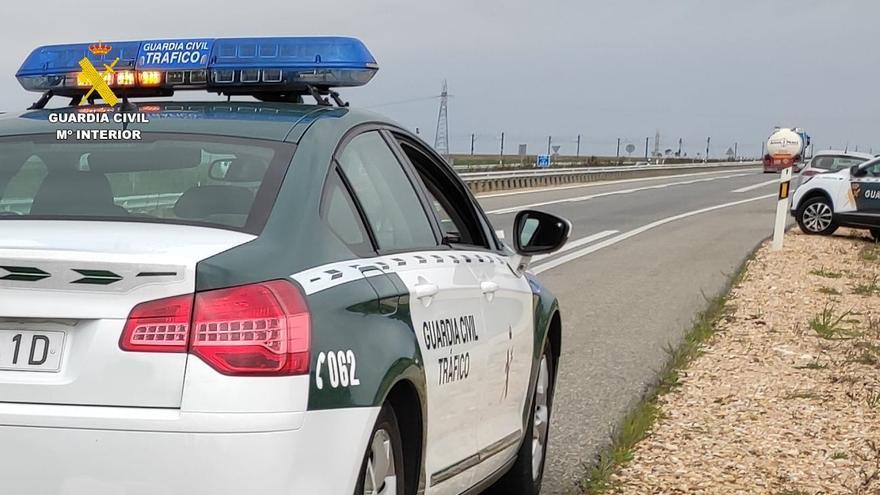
[434,80,450,158]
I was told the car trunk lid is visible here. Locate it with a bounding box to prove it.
[0,221,255,408]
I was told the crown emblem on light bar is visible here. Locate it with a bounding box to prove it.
[88,41,112,56]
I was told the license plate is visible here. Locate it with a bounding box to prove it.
[0,330,65,372]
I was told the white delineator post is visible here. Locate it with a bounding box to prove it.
[771,166,793,251]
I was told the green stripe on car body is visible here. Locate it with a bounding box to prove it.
[305,274,427,411]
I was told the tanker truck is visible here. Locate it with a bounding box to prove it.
[763,127,811,173]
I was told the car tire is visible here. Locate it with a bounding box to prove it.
[355,404,406,495]
[871,229,880,243]
[486,343,555,495]
[797,196,838,236]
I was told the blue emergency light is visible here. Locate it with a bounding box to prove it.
[16,36,378,105]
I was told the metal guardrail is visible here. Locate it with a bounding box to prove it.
[460,161,761,193]
[116,193,182,210]
[2,193,183,214]
[459,161,760,180]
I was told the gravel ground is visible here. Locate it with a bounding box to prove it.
[611,228,880,495]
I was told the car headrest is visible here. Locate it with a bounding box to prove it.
[173,185,255,221]
[30,171,120,216]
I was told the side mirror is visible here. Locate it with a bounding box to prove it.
[209,159,232,180]
[513,210,571,256]
[851,165,868,178]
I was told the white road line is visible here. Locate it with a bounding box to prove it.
[475,168,761,199]
[530,193,776,275]
[531,230,619,262]
[731,179,779,193]
[487,173,753,215]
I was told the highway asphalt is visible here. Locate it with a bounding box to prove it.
[476,168,786,494]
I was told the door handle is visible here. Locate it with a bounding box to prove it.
[414,283,439,300]
[481,281,499,294]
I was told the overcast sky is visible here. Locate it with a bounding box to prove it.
[2,1,878,156]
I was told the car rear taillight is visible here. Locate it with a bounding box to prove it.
[121,280,310,376]
[120,294,193,353]
[191,280,310,376]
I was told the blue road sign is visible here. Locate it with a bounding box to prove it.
[537,154,551,168]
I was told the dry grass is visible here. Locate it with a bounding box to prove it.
[607,229,880,494]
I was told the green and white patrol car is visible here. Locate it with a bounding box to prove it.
[792,155,880,241]
[0,37,569,494]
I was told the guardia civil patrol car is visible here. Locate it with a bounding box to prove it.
[792,154,880,241]
[0,37,570,495]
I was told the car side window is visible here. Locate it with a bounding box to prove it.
[337,132,437,252]
[321,169,374,256]
[426,190,460,241]
[825,156,865,172]
[397,140,489,249]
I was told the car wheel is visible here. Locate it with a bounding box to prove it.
[871,229,880,243]
[487,343,555,495]
[355,404,405,495]
[797,196,838,236]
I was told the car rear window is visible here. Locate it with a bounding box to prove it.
[811,155,868,173]
[0,134,294,233]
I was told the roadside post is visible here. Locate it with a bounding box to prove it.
[771,165,793,250]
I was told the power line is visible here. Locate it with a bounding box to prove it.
[363,95,440,109]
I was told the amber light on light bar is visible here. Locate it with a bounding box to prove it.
[116,71,136,86]
[77,71,113,87]
[138,71,163,86]
[74,70,158,88]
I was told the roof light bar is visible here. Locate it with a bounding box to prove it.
[17,36,378,101]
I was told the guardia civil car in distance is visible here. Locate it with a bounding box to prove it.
[0,37,569,495]
[792,155,880,241]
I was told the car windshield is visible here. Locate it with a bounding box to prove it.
[811,155,868,172]
[0,134,293,233]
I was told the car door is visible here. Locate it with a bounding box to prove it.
[392,136,536,486]
[335,129,485,495]
[851,160,880,219]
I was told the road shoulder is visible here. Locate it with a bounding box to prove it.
[588,229,880,494]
